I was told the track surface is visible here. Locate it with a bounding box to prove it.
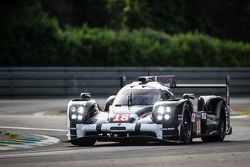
[0,98,250,167]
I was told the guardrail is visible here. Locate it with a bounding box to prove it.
[0,67,249,97]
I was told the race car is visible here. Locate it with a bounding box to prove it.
[66,75,232,146]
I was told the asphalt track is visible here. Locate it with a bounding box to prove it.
[0,98,250,167]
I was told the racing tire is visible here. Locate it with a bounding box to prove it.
[179,103,193,144]
[70,138,96,146]
[201,101,226,142]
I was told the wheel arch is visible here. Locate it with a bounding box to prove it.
[176,99,194,115]
[198,96,226,115]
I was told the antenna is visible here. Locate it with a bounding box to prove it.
[147,67,151,76]
[120,75,126,88]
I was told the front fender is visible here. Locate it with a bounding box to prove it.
[67,98,99,124]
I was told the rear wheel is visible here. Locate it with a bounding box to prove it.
[179,103,193,144]
[201,101,226,142]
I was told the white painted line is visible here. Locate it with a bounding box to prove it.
[0,126,66,132]
[31,134,60,146]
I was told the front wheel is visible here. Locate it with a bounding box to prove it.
[179,103,193,144]
[70,138,96,146]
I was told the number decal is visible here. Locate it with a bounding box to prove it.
[113,114,120,122]
[113,114,130,122]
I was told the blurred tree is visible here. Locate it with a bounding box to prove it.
[7,0,247,41]
[0,0,62,66]
[123,0,186,33]
[42,0,110,27]
[185,0,250,41]
[122,0,250,41]
[1,0,250,68]
[106,0,126,31]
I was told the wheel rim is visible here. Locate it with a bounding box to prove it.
[183,109,192,140]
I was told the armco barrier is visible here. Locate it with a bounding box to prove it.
[0,67,249,97]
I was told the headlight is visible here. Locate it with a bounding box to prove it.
[156,106,172,115]
[69,105,85,122]
[156,106,165,115]
[165,107,171,113]
[155,106,172,122]
[164,114,170,120]
[70,106,76,113]
[77,115,83,121]
[71,114,77,120]
[77,106,84,114]
[156,115,163,121]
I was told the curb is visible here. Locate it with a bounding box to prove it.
[230,113,250,119]
[0,131,59,151]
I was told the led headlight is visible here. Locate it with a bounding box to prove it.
[156,106,165,115]
[154,106,172,122]
[77,106,84,114]
[164,114,170,120]
[165,106,171,113]
[70,106,76,113]
[156,106,172,115]
[77,115,83,121]
[71,114,77,120]
[156,115,163,121]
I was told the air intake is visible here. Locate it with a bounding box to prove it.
[138,76,154,83]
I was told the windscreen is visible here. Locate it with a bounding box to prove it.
[113,88,161,106]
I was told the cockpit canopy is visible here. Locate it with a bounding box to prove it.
[113,88,172,106]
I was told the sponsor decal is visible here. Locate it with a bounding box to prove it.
[196,120,201,135]
[196,114,201,135]
[202,113,207,119]
[191,113,196,122]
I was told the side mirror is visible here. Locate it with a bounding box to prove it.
[80,93,91,100]
[183,93,195,100]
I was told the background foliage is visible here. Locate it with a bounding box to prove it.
[1,0,250,66]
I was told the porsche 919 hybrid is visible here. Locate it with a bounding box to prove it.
[67,75,232,146]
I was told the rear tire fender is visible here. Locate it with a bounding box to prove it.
[201,100,226,142]
[198,96,225,114]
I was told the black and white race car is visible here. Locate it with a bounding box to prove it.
[66,75,232,146]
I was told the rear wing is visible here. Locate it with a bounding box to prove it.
[152,75,176,87]
[171,75,231,135]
